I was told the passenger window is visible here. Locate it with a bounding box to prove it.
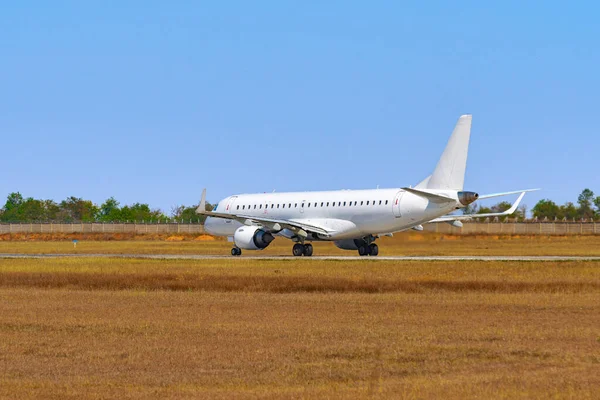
[373,201,375,205]
[302,203,305,208]
[242,205,245,210]
[271,204,274,209]
[289,203,291,208]
[332,202,335,207]
[366,201,369,205]
[295,203,297,208]
[259,204,262,209]
[277,204,279,208]
[354,201,357,206]
[237,205,240,210]
[338,202,341,206]
[253,205,256,209]
[379,200,382,205]
[343,202,346,206]
[327,202,329,206]
[308,203,311,208]
[282,204,285,208]
[385,200,388,205]
[361,201,363,205]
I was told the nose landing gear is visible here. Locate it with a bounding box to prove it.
[231,247,242,256]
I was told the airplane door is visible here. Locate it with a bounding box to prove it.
[393,191,403,217]
[225,196,238,212]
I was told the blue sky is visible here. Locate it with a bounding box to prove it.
[1,1,597,214]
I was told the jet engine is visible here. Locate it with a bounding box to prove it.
[334,239,366,251]
[233,226,275,250]
[457,191,479,206]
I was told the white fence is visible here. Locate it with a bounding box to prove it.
[424,222,598,235]
[0,223,205,234]
[0,222,597,235]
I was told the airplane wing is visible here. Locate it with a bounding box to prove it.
[477,188,540,200]
[428,190,532,223]
[195,189,331,237]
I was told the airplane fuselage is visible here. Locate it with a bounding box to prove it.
[205,188,461,240]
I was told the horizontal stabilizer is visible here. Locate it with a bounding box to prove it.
[429,190,529,223]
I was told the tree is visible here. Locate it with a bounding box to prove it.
[532,199,560,219]
[595,196,600,218]
[491,201,512,213]
[98,197,121,221]
[171,202,214,223]
[121,203,166,222]
[560,202,578,220]
[4,192,24,212]
[59,197,99,222]
[577,188,595,219]
[462,203,478,215]
[1,192,24,221]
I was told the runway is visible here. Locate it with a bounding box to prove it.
[1,253,599,261]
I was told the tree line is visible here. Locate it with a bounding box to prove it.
[0,192,213,223]
[1,189,599,223]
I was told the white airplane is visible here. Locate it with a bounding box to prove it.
[198,115,538,256]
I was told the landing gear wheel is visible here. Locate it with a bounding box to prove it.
[368,244,379,256]
[231,248,242,256]
[292,243,304,257]
[358,245,368,256]
[303,244,313,257]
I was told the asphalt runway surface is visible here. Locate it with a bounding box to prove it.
[1,254,599,261]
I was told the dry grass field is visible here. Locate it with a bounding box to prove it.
[0,232,599,256]
[0,256,599,399]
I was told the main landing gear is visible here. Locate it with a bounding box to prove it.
[231,247,242,256]
[292,243,313,257]
[358,243,378,257]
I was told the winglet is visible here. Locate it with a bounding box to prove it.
[504,191,526,215]
[196,188,207,214]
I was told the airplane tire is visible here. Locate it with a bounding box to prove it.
[358,245,368,256]
[231,248,241,256]
[293,243,304,257]
[303,244,313,257]
[368,244,379,256]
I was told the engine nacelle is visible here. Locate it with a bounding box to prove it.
[457,191,479,206]
[233,226,275,250]
[334,239,365,251]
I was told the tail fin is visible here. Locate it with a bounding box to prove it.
[427,114,472,190]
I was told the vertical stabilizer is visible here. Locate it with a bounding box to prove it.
[427,114,472,190]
